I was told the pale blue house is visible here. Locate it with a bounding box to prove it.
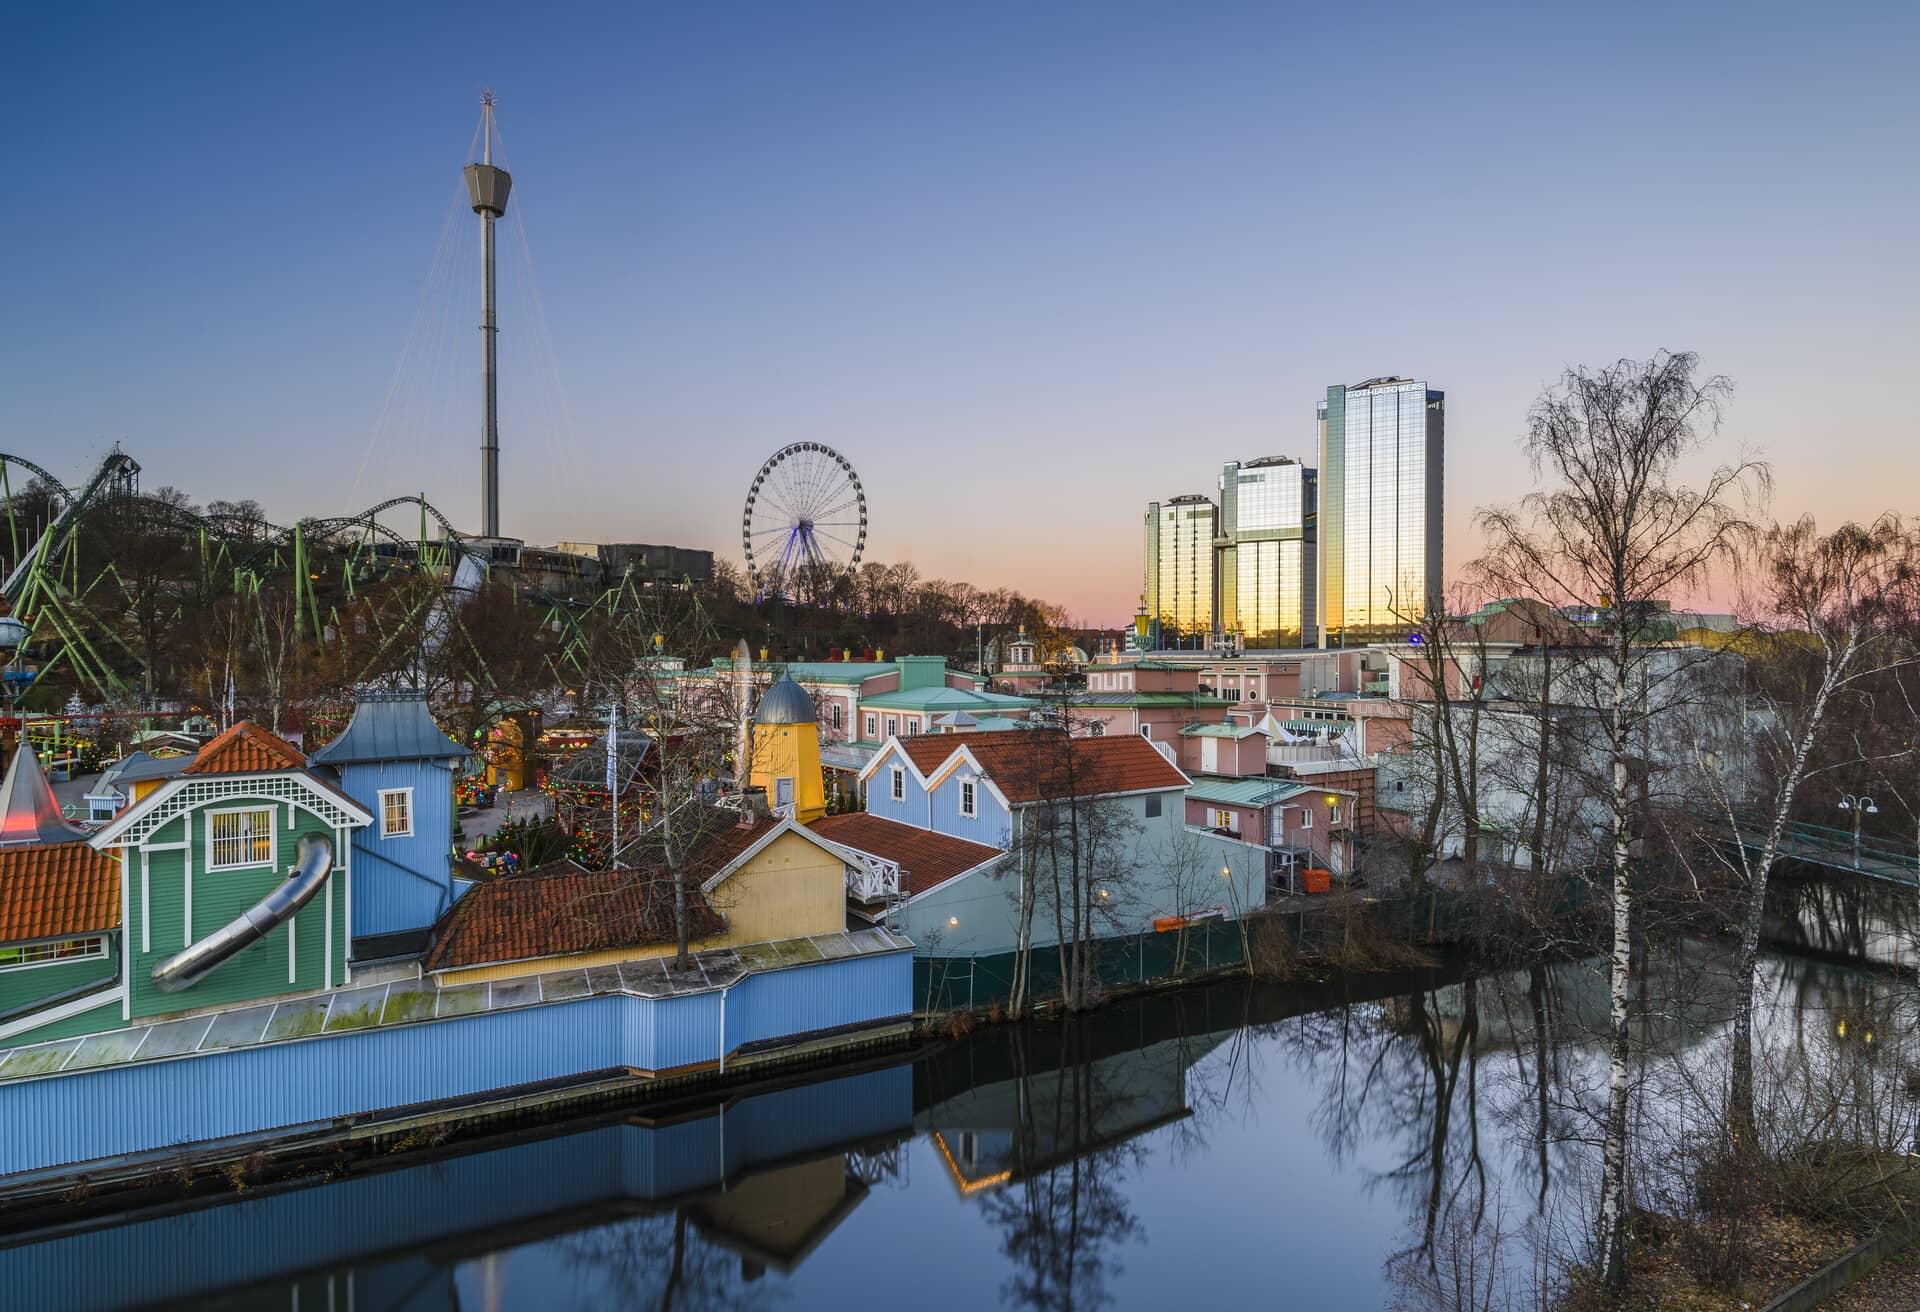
[308,688,469,955]
[816,730,1267,956]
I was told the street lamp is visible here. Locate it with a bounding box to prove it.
[1839,794,1878,869]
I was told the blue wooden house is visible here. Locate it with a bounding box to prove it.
[308,688,469,957]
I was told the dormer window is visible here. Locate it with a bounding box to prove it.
[891,767,905,801]
[960,779,977,818]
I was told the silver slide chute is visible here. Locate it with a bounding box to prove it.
[150,834,334,993]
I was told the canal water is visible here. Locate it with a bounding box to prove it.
[6,944,1910,1311]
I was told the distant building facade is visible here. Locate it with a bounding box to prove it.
[1216,457,1317,649]
[1317,377,1444,644]
[1142,494,1218,646]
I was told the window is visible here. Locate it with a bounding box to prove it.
[1299,807,1314,829]
[905,719,919,736]
[379,788,413,839]
[890,767,905,801]
[0,936,106,971]
[1144,794,1161,819]
[1210,808,1238,831]
[865,713,878,740]
[1329,801,1343,825]
[885,715,898,738]
[960,780,977,818]
[1140,725,1151,739]
[208,807,275,870]
[830,703,843,731]
[1089,720,1106,736]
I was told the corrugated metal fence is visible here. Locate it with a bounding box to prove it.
[914,920,1249,1012]
[0,951,911,1179]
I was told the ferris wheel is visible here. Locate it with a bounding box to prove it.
[742,442,867,602]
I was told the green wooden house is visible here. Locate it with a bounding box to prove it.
[0,722,374,1046]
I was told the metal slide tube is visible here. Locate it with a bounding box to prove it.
[150,835,333,993]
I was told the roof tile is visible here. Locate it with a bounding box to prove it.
[184,721,309,776]
[811,812,1004,896]
[424,816,777,972]
[0,844,121,942]
[893,731,1188,803]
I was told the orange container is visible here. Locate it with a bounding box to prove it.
[1302,869,1332,895]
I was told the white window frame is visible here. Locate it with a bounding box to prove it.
[960,779,977,818]
[890,767,905,802]
[905,719,919,736]
[830,702,843,732]
[864,712,878,740]
[0,935,108,972]
[1140,725,1151,739]
[1210,808,1238,831]
[1299,807,1314,829]
[379,787,415,839]
[205,805,277,871]
[886,715,899,738]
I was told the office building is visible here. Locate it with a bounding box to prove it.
[1142,494,1217,646]
[1217,457,1317,648]
[1317,378,1444,643]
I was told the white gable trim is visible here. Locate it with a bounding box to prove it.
[697,816,862,895]
[93,772,374,850]
[855,736,938,790]
[922,748,1012,812]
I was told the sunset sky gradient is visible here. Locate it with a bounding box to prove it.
[3,2,1914,625]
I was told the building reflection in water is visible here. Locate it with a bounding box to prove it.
[5,946,1910,1312]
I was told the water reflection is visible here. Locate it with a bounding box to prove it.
[5,946,1909,1312]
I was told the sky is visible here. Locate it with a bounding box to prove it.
[3,2,1915,626]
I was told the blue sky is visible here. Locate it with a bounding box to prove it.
[3,2,1914,623]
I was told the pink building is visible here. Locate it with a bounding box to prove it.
[1183,776,1356,878]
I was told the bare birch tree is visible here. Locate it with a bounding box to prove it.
[1477,351,1765,1290]
[1672,515,1914,1141]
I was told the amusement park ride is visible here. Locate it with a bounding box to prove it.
[0,93,865,745]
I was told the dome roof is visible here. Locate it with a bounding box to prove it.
[755,675,817,725]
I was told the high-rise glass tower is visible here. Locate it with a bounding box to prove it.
[1317,378,1444,643]
[1217,458,1317,648]
[1142,495,1218,646]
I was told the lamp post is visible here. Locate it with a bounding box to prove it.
[1839,794,1878,869]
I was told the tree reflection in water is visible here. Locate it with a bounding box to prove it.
[974,1021,1143,1312]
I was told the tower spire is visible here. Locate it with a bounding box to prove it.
[463,91,512,539]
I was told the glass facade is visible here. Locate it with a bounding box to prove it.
[1317,379,1443,643]
[1216,458,1316,648]
[1142,495,1217,643]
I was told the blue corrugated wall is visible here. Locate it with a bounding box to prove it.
[338,759,457,938]
[0,952,910,1178]
[0,1065,914,1311]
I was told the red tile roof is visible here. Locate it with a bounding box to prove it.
[811,812,1004,896]
[892,731,1187,803]
[0,844,121,942]
[424,816,777,972]
[184,721,309,776]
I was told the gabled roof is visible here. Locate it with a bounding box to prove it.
[184,721,308,776]
[423,814,825,972]
[810,813,1004,896]
[879,731,1190,803]
[308,689,466,766]
[424,863,725,972]
[0,747,89,847]
[93,750,197,794]
[0,842,120,943]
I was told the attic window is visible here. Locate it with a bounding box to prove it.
[208,807,275,870]
[891,767,905,802]
[960,779,977,818]
[0,936,106,971]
